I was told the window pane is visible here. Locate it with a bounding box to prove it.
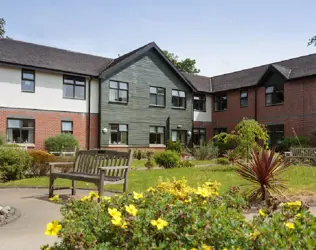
[240,91,247,98]
[266,86,274,93]
[150,126,156,133]
[64,78,74,84]
[241,99,248,107]
[22,80,35,92]
[150,94,157,105]
[276,92,284,103]
[266,94,272,105]
[119,124,127,131]
[110,132,118,144]
[120,82,128,90]
[179,91,186,97]
[172,96,178,107]
[157,95,164,106]
[157,127,164,133]
[109,89,118,101]
[157,88,164,95]
[193,96,200,100]
[22,72,34,80]
[62,122,73,131]
[172,131,177,142]
[8,119,20,128]
[150,87,157,94]
[21,129,34,143]
[158,132,164,144]
[75,86,85,99]
[119,90,128,102]
[110,124,118,131]
[149,133,156,144]
[22,120,34,128]
[75,80,85,85]
[179,97,186,108]
[120,132,128,144]
[110,81,118,88]
[63,84,74,98]
[180,131,186,143]
[172,90,179,96]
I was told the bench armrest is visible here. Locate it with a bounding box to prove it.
[49,162,74,166]
[99,166,129,171]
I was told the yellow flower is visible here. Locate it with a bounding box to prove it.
[49,194,61,203]
[191,248,197,250]
[202,244,212,250]
[286,201,302,207]
[45,220,62,236]
[125,204,138,216]
[184,197,192,203]
[133,191,144,200]
[121,222,128,229]
[108,208,122,218]
[147,187,155,192]
[285,222,295,229]
[195,187,210,198]
[80,196,90,201]
[259,209,266,217]
[103,196,111,202]
[150,218,168,230]
[111,216,122,226]
[88,191,99,199]
[251,229,260,240]
[295,213,302,218]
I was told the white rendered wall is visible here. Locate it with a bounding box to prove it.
[0,66,99,113]
[193,94,212,122]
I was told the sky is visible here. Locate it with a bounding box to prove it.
[1,0,316,76]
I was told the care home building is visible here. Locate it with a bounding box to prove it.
[1,38,316,150]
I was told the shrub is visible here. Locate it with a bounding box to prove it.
[44,133,78,152]
[136,149,142,160]
[28,150,55,176]
[178,160,194,168]
[0,132,5,146]
[276,136,311,152]
[216,157,230,165]
[166,139,183,155]
[0,147,32,181]
[51,155,75,173]
[193,142,219,160]
[154,150,180,168]
[224,149,240,164]
[236,147,290,201]
[144,151,155,170]
[213,141,236,155]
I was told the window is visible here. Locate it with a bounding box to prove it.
[21,69,35,92]
[265,85,284,105]
[240,90,248,107]
[214,93,227,111]
[109,80,128,103]
[267,125,284,146]
[193,94,206,111]
[150,87,165,106]
[63,75,86,100]
[171,130,187,144]
[6,119,35,144]
[61,121,73,134]
[193,128,206,145]
[149,126,165,144]
[110,124,128,144]
[172,90,186,108]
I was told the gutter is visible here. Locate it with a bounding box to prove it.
[254,86,258,121]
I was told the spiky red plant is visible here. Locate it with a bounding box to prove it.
[236,147,290,201]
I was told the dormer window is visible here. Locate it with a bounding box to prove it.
[265,84,284,106]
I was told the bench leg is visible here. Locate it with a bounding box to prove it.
[72,180,76,196]
[98,173,105,202]
[123,178,128,193]
[49,176,55,198]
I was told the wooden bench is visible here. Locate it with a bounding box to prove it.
[285,148,316,165]
[48,149,133,199]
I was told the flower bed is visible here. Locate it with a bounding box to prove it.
[44,179,316,249]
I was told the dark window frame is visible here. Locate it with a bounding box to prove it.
[61,121,73,134]
[172,90,186,109]
[63,75,86,100]
[214,92,227,112]
[193,94,206,112]
[171,130,187,144]
[149,126,165,144]
[267,124,284,146]
[6,118,35,144]
[21,69,35,93]
[192,128,206,145]
[149,86,166,107]
[109,123,129,145]
[265,84,284,106]
[109,80,129,104]
[240,90,248,108]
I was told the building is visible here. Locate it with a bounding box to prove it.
[1,38,316,149]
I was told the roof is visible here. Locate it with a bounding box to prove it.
[208,53,316,93]
[0,38,113,76]
[183,73,212,93]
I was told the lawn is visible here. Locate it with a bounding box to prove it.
[1,165,316,196]
[131,159,215,169]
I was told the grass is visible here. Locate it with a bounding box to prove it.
[131,159,215,169]
[1,165,316,196]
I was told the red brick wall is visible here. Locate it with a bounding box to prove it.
[193,121,213,142]
[0,108,99,149]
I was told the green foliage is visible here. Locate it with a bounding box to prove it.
[166,139,183,155]
[163,50,200,74]
[28,150,55,176]
[193,142,219,160]
[214,118,269,159]
[216,157,230,165]
[44,134,78,152]
[308,36,316,46]
[154,150,180,168]
[178,160,194,168]
[0,148,32,181]
[0,132,5,146]
[276,136,311,152]
[224,149,240,164]
[133,149,155,160]
[213,141,236,155]
[236,147,290,201]
[144,151,155,170]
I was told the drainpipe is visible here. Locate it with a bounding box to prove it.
[98,78,102,148]
[87,77,92,149]
[254,87,258,121]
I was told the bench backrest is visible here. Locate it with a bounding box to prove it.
[291,148,316,157]
[73,149,133,178]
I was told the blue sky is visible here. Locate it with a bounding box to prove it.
[2,0,316,76]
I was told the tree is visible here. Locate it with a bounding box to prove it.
[0,18,10,39]
[213,118,269,159]
[163,50,200,74]
[308,36,316,46]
